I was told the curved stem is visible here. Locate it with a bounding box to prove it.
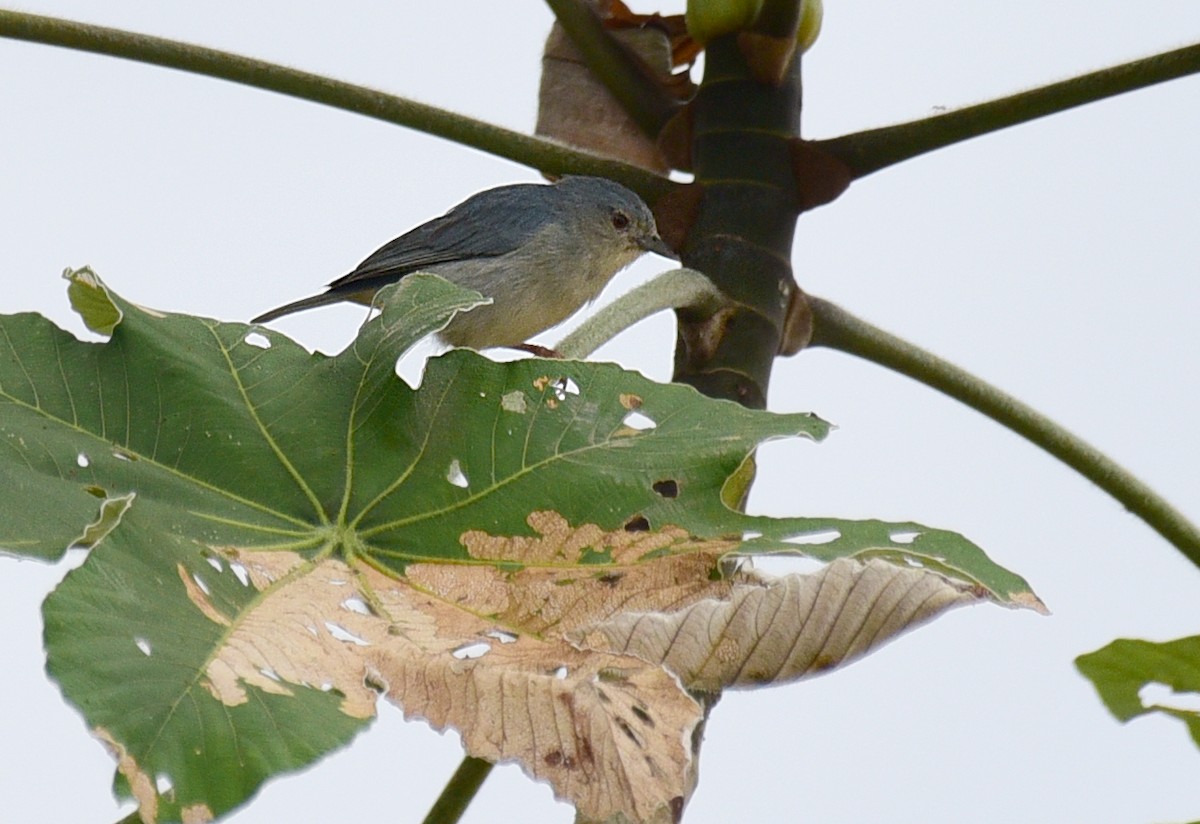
[543,0,679,137]
[0,9,673,201]
[421,756,494,824]
[808,295,1200,568]
[555,267,722,359]
[817,42,1200,179]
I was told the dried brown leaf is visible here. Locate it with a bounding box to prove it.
[190,515,990,822]
[198,543,702,823]
[605,2,701,68]
[537,2,679,173]
[572,557,980,692]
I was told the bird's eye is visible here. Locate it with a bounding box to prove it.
[610,211,631,231]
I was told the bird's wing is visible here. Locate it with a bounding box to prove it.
[326,184,557,290]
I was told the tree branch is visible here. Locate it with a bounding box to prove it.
[808,296,1200,569]
[0,9,674,201]
[817,42,1200,179]
[543,0,679,137]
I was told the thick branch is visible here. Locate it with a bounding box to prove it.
[808,296,1200,568]
[543,0,679,137]
[817,42,1200,179]
[0,9,673,200]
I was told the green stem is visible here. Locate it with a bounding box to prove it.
[421,756,494,824]
[555,267,723,359]
[808,296,1200,569]
[543,0,679,137]
[0,9,673,200]
[817,42,1200,179]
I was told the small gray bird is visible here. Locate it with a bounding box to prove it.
[252,176,676,349]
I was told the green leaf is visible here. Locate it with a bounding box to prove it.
[1076,635,1200,749]
[0,268,1040,821]
[43,510,368,822]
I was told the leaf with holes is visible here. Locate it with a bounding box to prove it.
[1076,636,1200,750]
[2,269,1040,822]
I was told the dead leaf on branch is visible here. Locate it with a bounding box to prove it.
[171,512,988,823]
[537,0,693,173]
[604,2,704,68]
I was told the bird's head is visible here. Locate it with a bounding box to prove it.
[554,177,677,278]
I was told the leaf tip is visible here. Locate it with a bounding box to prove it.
[64,266,123,335]
[1010,590,1051,615]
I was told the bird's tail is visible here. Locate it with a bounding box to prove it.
[251,291,348,324]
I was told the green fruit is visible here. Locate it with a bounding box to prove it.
[686,0,822,52]
[797,0,823,53]
[685,0,764,46]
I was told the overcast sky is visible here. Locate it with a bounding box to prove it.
[2,2,1199,822]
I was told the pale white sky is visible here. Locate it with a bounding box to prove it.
[2,2,1199,822]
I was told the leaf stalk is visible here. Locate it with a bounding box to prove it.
[421,756,494,824]
[0,9,673,200]
[808,296,1200,568]
[816,43,1200,178]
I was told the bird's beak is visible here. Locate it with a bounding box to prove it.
[638,233,679,260]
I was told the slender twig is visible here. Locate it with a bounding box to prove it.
[807,296,1200,568]
[543,0,679,137]
[421,756,494,824]
[0,9,673,201]
[817,42,1200,179]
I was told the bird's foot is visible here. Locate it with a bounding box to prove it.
[512,343,565,359]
